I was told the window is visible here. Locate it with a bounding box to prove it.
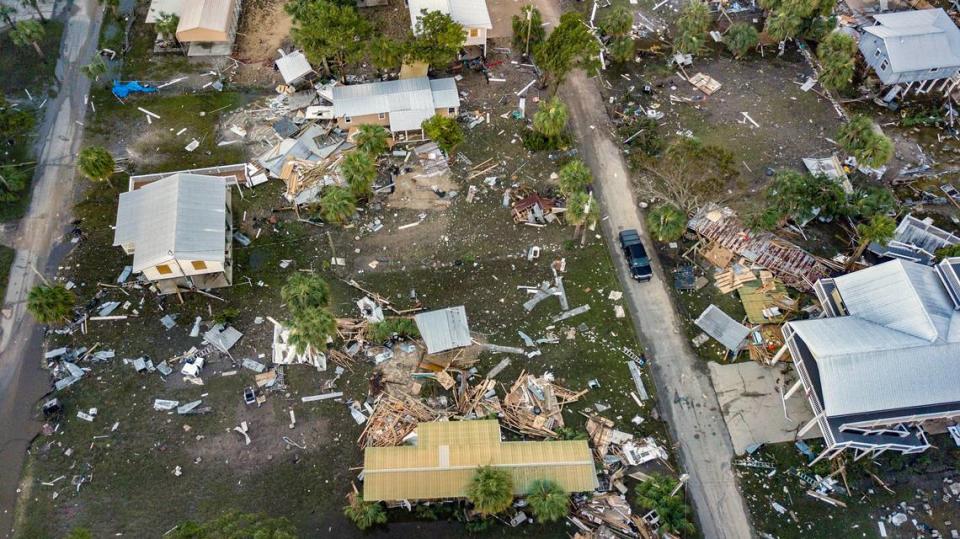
[344,116,352,124]
[874,48,881,58]
[469,28,480,38]
[447,107,455,114]
[879,59,888,71]
[191,260,208,271]
[156,264,173,275]
[378,112,385,120]
[931,67,940,73]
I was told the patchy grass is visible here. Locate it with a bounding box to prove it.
[0,244,14,298]
[0,21,64,96]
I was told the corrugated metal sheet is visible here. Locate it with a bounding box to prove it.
[408,0,492,30]
[429,78,460,109]
[363,421,597,501]
[331,77,460,129]
[177,0,236,41]
[113,174,227,272]
[694,304,750,351]
[864,8,960,73]
[276,51,313,85]
[414,306,472,354]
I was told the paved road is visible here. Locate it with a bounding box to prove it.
[525,1,754,536]
[0,0,103,535]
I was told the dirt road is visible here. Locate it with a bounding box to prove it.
[526,1,754,537]
[0,0,103,534]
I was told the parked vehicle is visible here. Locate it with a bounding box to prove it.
[618,229,653,282]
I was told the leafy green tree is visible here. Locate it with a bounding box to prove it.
[534,12,600,92]
[764,170,846,223]
[673,0,711,55]
[566,190,598,239]
[10,19,44,57]
[599,8,636,64]
[558,159,591,197]
[847,214,896,270]
[288,305,337,355]
[27,284,75,324]
[0,165,29,202]
[0,96,35,140]
[368,317,420,342]
[155,12,180,41]
[762,0,836,42]
[80,56,107,81]
[354,124,389,157]
[607,37,636,63]
[172,510,297,538]
[320,186,357,225]
[724,22,758,58]
[512,5,545,56]
[633,137,738,212]
[281,273,331,314]
[0,5,16,27]
[466,466,514,516]
[634,474,696,536]
[288,0,371,79]
[77,146,115,187]
[817,31,857,92]
[422,114,464,159]
[533,97,568,142]
[406,10,465,68]
[936,244,960,259]
[526,480,569,523]
[19,0,47,23]
[344,494,387,530]
[851,185,895,218]
[367,37,404,73]
[837,115,893,168]
[341,151,377,199]
[647,204,687,242]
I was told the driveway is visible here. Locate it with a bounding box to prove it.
[0,0,103,535]
[524,1,755,537]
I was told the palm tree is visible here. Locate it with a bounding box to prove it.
[558,159,591,197]
[343,493,387,530]
[10,19,44,58]
[634,474,695,536]
[281,273,330,314]
[77,146,115,188]
[526,480,568,523]
[466,466,513,516]
[341,151,376,199]
[837,115,893,169]
[724,22,758,58]
[646,204,687,242]
[533,97,568,142]
[27,284,75,324]
[845,214,896,271]
[287,307,337,355]
[421,114,464,161]
[319,186,356,225]
[354,124,389,157]
[566,190,598,240]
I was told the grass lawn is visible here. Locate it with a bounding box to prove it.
[0,244,15,299]
[0,21,64,96]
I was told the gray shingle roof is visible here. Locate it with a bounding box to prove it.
[113,173,227,272]
[415,306,472,354]
[864,8,960,73]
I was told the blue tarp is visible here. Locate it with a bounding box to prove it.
[112,81,158,99]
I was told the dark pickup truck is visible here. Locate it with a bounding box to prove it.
[618,229,653,282]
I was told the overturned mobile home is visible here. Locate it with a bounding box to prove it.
[781,258,960,464]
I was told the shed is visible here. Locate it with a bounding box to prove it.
[694,304,751,351]
[276,51,314,86]
[176,0,238,43]
[414,306,472,354]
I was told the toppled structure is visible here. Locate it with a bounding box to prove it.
[869,213,960,265]
[501,371,586,437]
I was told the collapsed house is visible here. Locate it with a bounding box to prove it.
[254,123,351,202]
[858,8,960,96]
[781,258,960,464]
[174,0,243,56]
[407,0,493,56]
[113,173,233,295]
[869,213,960,265]
[362,420,598,502]
[332,77,460,142]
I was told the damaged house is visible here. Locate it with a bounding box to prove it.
[113,173,233,295]
[859,8,960,95]
[869,213,960,265]
[362,420,598,502]
[332,77,460,142]
[408,0,493,56]
[781,258,960,464]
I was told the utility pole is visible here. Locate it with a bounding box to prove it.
[524,7,532,59]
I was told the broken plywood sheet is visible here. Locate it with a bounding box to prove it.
[688,72,722,95]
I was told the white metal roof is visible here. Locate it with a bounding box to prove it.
[276,51,313,85]
[176,0,236,42]
[113,173,228,272]
[864,8,960,73]
[694,304,751,351]
[414,306,472,354]
[332,77,459,130]
[408,0,492,32]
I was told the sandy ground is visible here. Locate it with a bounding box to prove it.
[234,0,294,87]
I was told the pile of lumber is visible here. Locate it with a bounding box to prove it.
[501,371,586,438]
[714,263,757,294]
[358,392,442,447]
[570,493,657,539]
[455,378,502,418]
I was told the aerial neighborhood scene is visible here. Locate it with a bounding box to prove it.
[5,0,960,536]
